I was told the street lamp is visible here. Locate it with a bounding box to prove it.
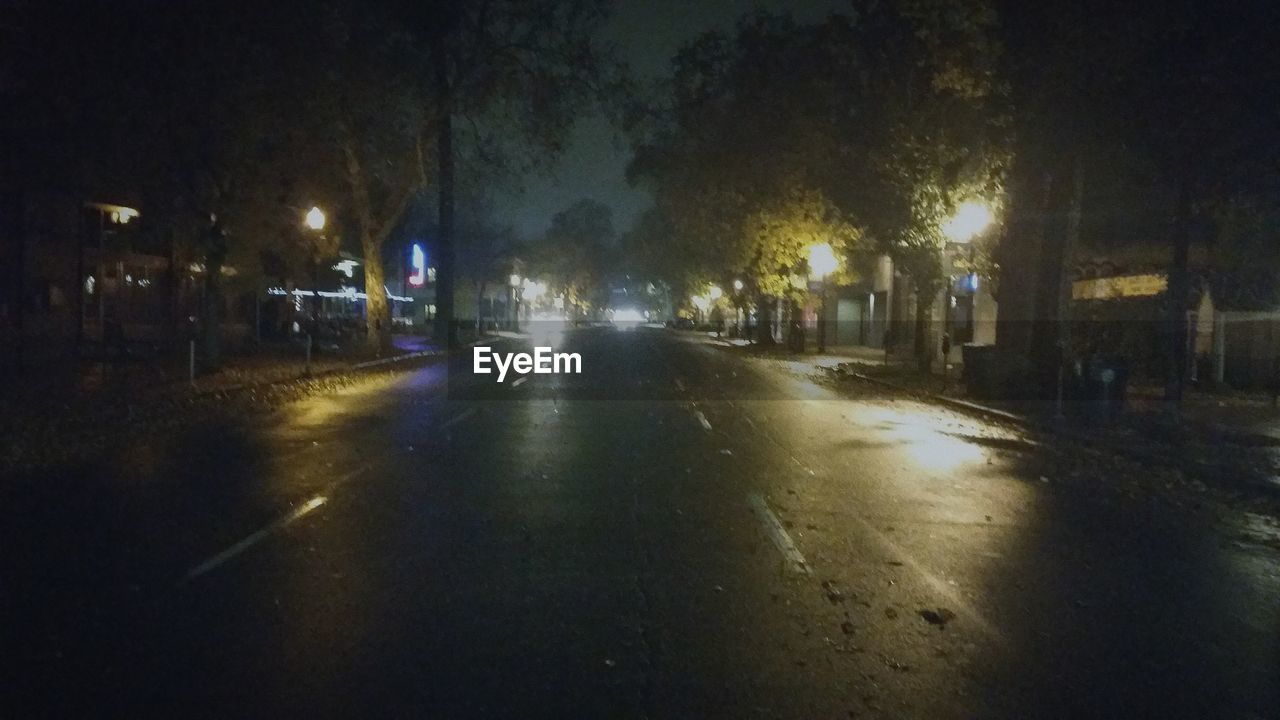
[302,206,326,371]
[731,279,746,336]
[937,199,993,376]
[522,278,546,302]
[807,243,838,278]
[808,243,839,352]
[305,206,326,231]
[941,200,993,243]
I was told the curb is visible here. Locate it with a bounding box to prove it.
[846,368,1280,499]
[847,370,1028,425]
[192,340,482,397]
[350,348,442,369]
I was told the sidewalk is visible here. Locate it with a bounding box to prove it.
[0,333,456,474]
[703,332,1280,506]
[798,342,1280,447]
[1128,383,1280,445]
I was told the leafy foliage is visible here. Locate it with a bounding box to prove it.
[528,199,617,311]
[628,2,1008,315]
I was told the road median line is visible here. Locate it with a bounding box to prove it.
[180,463,371,583]
[748,493,811,576]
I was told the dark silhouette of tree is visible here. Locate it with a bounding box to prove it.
[530,199,617,315]
[392,0,621,348]
[629,4,1006,355]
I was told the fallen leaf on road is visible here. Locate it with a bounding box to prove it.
[918,608,956,627]
[821,580,844,604]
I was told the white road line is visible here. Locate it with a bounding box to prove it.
[511,376,528,387]
[184,496,328,581]
[747,493,811,576]
[846,511,1003,643]
[737,407,1005,643]
[693,409,712,431]
[182,462,373,583]
[441,407,477,429]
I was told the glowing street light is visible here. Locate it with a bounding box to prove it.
[522,278,547,302]
[807,243,838,279]
[733,279,744,292]
[806,243,840,353]
[305,206,326,231]
[941,200,993,243]
[708,285,723,301]
[509,273,521,288]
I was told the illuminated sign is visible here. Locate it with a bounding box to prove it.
[1072,273,1167,300]
[409,243,426,287]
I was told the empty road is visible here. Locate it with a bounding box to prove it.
[5,326,1278,718]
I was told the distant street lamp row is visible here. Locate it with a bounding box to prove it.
[687,198,994,311]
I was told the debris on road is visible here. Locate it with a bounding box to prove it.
[919,608,957,627]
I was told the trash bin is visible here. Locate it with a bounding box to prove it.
[961,343,998,398]
[1083,355,1128,421]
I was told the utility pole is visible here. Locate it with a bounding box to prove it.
[1054,155,1084,419]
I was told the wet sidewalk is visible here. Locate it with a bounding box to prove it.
[696,330,1280,508]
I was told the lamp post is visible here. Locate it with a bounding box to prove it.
[708,285,724,336]
[732,279,745,337]
[303,206,325,373]
[304,206,326,320]
[508,273,521,332]
[940,200,993,375]
[808,243,839,353]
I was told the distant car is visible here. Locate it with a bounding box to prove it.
[667,317,695,330]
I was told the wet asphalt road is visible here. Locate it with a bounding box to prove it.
[4,326,1279,718]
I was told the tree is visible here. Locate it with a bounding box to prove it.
[818,0,1007,369]
[996,0,1280,407]
[628,5,1005,354]
[530,199,617,315]
[391,0,620,348]
[627,14,857,342]
[3,1,328,370]
[284,2,436,354]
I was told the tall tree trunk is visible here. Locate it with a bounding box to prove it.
[475,278,487,334]
[755,295,774,345]
[199,217,227,372]
[1164,183,1193,413]
[163,226,178,353]
[1057,155,1084,359]
[340,130,397,355]
[432,41,459,350]
[786,297,804,353]
[6,187,25,374]
[914,288,932,373]
[362,229,391,355]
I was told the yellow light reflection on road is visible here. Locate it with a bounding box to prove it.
[846,405,989,473]
[530,313,568,349]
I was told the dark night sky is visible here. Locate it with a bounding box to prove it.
[492,0,844,240]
